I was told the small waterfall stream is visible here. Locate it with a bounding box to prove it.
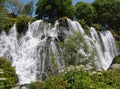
[0,19,118,84]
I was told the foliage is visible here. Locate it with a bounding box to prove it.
[75,2,96,25]
[63,31,95,66]
[92,23,102,31]
[116,41,120,51]
[78,19,89,30]
[22,0,34,17]
[3,15,33,34]
[92,0,120,30]
[27,81,43,89]
[28,65,120,89]
[27,76,67,89]
[0,0,7,29]
[115,56,120,64]
[6,0,23,15]
[16,15,33,33]
[0,57,16,88]
[4,17,17,33]
[36,0,74,23]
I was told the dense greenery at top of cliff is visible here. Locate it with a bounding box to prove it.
[0,0,119,35]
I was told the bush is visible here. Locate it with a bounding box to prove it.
[27,76,67,89]
[4,17,17,33]
[27,81,43,89]
[78,19,88,30]
[0,57,16,88]
[16,15,33,33]
[63,31,95,66]
[28,65,120,89]
[4,15,33,34]
[115,57,120,64]
[116,41,120,51]
[92,23,102,31]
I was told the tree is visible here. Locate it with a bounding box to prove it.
[6,0,23,15]
[22,0,34,17]
[92,0,120,30]
[63,31,95,66]
[36,0,74,23]
[0,0,7,30]
[75,2,96,26]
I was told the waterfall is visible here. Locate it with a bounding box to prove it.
[90,27,117,70]
[0,19,118,84]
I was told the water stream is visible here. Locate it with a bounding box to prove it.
[0,19,118,84]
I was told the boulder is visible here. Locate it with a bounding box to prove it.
[111,64,120,69]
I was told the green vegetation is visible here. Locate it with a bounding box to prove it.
[21,0,34,17]
[16,15,33,33]
[0,57,16,88]
[27,65,120,89]
[0,0,120,88]
[0,0,119,35]
[4,15,33,33]
[0,0,7,29]
[63,32,95,66]
[4,17,17,33]
[115,57,120,64]
[92,0,120,31]
[36,0,74,23]
[115,41,120,64]
[6,0,23,15]
[75,2,96,25]
[92,23,102,31]
[116,41,120,51]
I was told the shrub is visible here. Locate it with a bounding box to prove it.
[28,65,120,89]
[0,57,16,88]
[63,31,95,66]
[4,15,33,34]
[4,17,17,33]
[92,23,102,31]
[27,81,43,89]
[116,41,120,51]
[16,15,33,33]
[27,76,66,89]
[115,57,120,64]
[78,19,88,30]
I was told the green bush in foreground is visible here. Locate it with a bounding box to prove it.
[0,57,16,88]
[27,65,120,89]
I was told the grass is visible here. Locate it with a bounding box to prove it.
[116,41,120,51]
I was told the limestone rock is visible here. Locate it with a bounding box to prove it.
[111,64,120,69]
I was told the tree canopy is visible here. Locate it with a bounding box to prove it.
[74,2,96,26]
[22,0,34,17]
[36,0,74,23]
[6,0,23,15]
[0,0,7,29]
[92,0,120,30]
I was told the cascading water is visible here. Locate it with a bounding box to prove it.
[0,18,118,84]
[90,27,117,70]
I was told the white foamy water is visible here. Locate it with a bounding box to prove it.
[0,19,118,84]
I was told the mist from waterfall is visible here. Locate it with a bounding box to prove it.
[0,19,118,84]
